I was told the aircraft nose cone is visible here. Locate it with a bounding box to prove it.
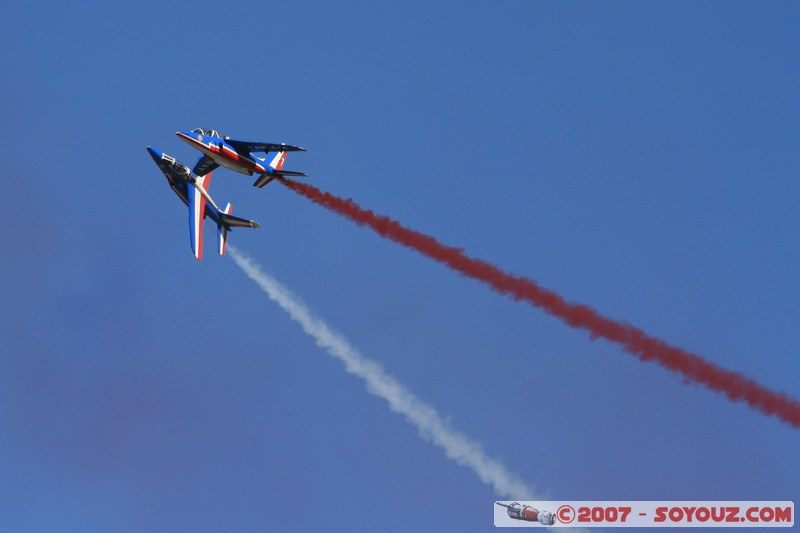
[176,129,196,142]
[146,145,164,161]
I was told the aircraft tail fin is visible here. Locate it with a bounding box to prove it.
[265,150,287,171]
[217,202,232,256]
[253,150,308,187]
[214,202,260,255]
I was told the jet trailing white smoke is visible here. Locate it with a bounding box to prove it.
[228,246,537,500]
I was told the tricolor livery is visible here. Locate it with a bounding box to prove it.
[176,128,307,188]
[495,502,556,526]
[147,146,260,261]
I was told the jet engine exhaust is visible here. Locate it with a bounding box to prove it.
[279,178,800,429]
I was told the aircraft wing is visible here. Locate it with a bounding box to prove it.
[225,138,306,154]
[192,155,219,177]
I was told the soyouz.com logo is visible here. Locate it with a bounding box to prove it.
[494,501,794,527]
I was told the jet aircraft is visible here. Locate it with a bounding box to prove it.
[495,502,556,526]
[147,146,260,260]
[176,128,307,188]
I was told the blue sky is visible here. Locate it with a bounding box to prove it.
[1,2,798,531]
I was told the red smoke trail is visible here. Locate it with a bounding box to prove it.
[280,179,800,428]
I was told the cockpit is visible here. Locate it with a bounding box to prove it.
[191,128,222,138]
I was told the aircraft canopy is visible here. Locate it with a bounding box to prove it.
[191,128,221,138]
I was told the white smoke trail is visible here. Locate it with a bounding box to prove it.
[228,246,538,499]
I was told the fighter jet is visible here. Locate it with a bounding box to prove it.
[176,128,307,188]
[496,502,556,526]
[147,146,260,260]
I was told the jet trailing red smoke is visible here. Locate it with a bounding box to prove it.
[279,179,800,429]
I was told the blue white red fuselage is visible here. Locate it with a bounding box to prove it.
[146,146,260,261]
[175,128,307,188]
[176,130,268,175]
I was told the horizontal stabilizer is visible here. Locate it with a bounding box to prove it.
[254,170,308,188]
[220,211,260,229]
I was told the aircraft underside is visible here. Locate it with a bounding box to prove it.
[213,155,254,176]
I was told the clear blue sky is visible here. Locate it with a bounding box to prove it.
[1,2,798,531]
